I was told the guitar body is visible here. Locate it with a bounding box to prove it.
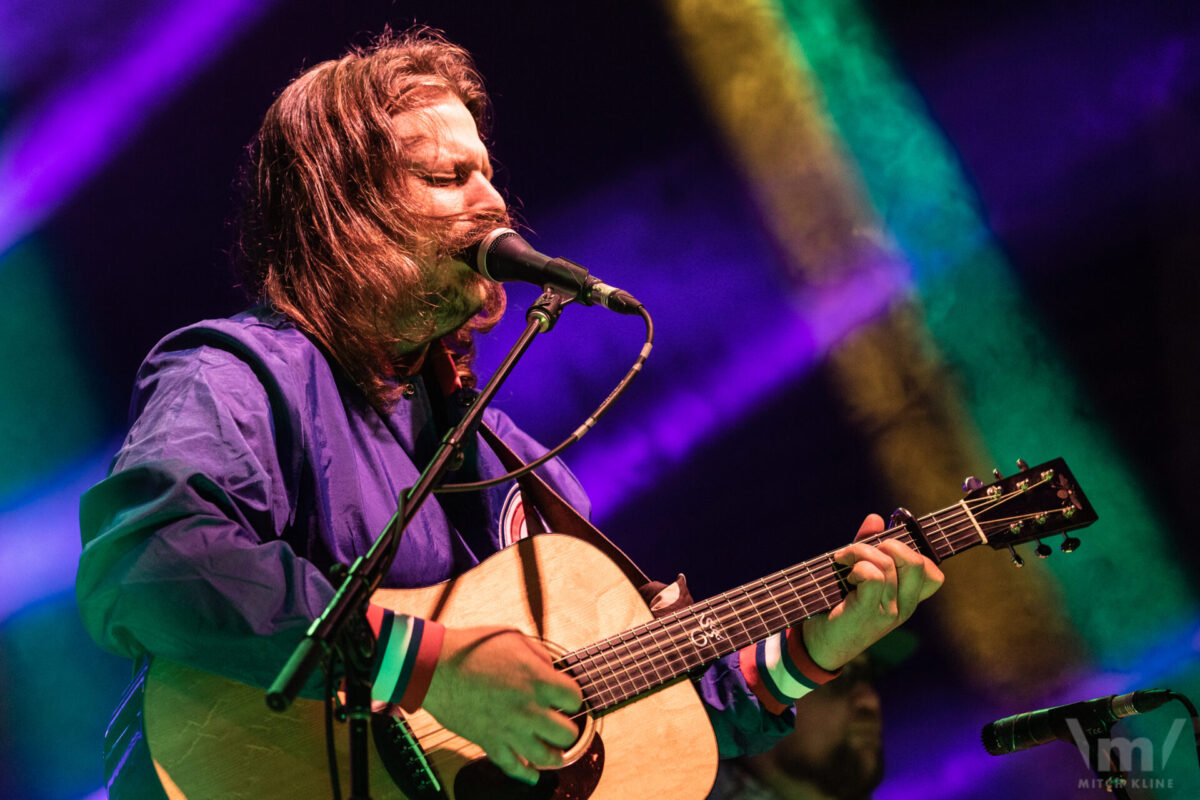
[145,534,719,800]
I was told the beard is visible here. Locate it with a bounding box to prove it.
[425,262,503,337]
[386,209,511,350]
[777,739,884,800]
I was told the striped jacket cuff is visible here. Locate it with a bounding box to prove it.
[739,627,842,715]
[366,603,445,712]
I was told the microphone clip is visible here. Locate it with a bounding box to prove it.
[527,285,571,332]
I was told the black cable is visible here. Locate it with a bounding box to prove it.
[325,657,342,800]
[435,302,654,493]
[1168,690,1200,772]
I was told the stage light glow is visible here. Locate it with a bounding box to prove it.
[779,0,1196,662]
[0,0,276,258]
[0,243,105,501]
[664,0,1088,696]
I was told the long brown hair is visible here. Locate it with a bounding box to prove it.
[235,28,507,408]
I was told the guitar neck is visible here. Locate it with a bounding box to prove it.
[556,458,1096,714]
[557,500,987,713]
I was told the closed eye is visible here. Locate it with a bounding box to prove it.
[417,172,466,188]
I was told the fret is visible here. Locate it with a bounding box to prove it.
[779,565,813,619]
[567,541,887,713]
[582,640,626,706]
[558,458,1093,716]
[822,555,851,608]
[763,570,795,628]
[606,629,647,697]
[624,622,670,688]
[722,586,762,649]
[892,531,916,554]
[957,499,988,544]
[572,508,979,713]
[740,581,777,643]
[757,576,790,634]
[821,561,846,609]
[646,615,692,678]
[925,511,953,560]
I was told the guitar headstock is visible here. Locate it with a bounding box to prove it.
[962,458,1097,565]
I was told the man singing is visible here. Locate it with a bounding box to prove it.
[76,28,943,798]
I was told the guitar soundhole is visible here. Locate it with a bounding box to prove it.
[453,732,605,800]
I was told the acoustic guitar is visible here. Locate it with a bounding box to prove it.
[145,457,1096,799]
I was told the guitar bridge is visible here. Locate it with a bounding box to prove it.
[372,712,448,800]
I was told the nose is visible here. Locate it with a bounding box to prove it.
[467,171,505,214]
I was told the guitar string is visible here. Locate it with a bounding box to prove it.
[407,505,1057,761]
[403,485,1071,758]
[568,549,995,706]
[567,505,1053,708]
[567,491,1031,691]
[559,486,1068,708]
[416,513,1066,763]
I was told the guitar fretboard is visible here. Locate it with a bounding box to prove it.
[552,459,1093,715]
[554,499,989,713]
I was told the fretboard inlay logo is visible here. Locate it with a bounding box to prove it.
[689,613,725,648]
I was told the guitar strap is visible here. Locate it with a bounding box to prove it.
[478,422,651,587]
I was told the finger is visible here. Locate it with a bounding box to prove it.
[838,543,899,590]
[855,513,886,541]
[518,637,584,711]
[488,743,540,786]
[877,540,945,609]
[877,539,927,618]
[512,732,565,770]
[849,560,896,616]
[529,707,580,750]
[833,541,892,567]
[532,672,584,713]
[919,561,946,601]
[907,555,946,603]
[845,558,887,588]
[837,544,898,615]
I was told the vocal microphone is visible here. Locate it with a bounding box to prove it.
[982,689,1173,756]
[459,227,642,315]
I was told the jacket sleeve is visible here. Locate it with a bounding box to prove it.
[75,339,345,698]
[696,632,841,757]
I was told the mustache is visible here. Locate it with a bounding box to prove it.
[433,208,515,263]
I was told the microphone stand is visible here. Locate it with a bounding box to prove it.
[267,287,572,799]
[1080,722,1133,800]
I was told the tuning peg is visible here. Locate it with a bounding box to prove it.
[1035,539,1052,558]
[993,468,1003,480]
[1016,458,1030,471]
[962,476,984,492]
[1006,545,1024,567]
[1060,534,1081,553]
